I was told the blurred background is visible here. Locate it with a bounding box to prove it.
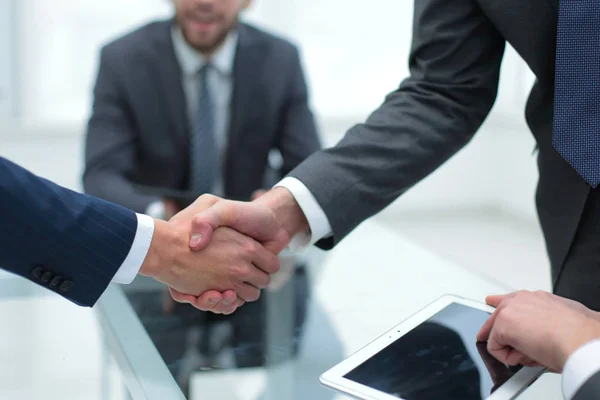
[0,0,548,290]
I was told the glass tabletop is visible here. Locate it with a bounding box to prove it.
[0,220,561,400]
[100,220,562,400]
[0,273,182,400]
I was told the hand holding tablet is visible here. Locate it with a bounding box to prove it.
[320,295,545,400]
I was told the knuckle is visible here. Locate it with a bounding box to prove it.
[191,214,205,225]
[199,194,217,202]
[230,264,250,279]
[244,240,261,256]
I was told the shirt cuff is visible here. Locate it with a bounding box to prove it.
[111,213,155,284]
[562,338,600,400]
[275,177,332,251]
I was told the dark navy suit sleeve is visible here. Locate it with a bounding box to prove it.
[0,157,138,307]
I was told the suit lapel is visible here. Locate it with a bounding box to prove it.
[228,25,264,150]
[152,21,188,145]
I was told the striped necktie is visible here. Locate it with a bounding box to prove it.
[189,64,219,193]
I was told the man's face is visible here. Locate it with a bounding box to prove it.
[173,0,250,54]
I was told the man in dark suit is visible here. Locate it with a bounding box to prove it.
[0,156,279,307]
[83,0,320,217]
[181,0,600,315]
[478,290,600,400]
[82,0,320,381]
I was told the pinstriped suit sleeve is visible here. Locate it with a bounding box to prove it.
[0,157,143,307]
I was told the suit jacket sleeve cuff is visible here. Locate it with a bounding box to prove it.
[562,339,600,400]
[276,177,332,251]
[111,214,155,284]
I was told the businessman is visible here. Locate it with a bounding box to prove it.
[0,157,279,308]
[477,291,600,400]
[169,0,600,315]
[83,0,320,216]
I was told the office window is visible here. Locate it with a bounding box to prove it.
[17,0,172,126]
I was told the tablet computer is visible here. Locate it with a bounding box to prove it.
[320,295,545,400]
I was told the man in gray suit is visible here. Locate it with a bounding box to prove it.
[83,0,320,217]
[179,0,600,315]
[83,0,320,384]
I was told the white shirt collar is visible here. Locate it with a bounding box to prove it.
[171,25,238,76]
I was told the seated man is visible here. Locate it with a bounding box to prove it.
[83,0,320,390]
[84,0,320,214]
[477,290,600,400]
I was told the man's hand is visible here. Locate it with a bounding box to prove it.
[476,290,600,372]
[138,215,279,311]
[169,189,309,313]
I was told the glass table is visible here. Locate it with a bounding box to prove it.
[0,220,562,399]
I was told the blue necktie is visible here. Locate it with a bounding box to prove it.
[553,0,600,188]
[189,64,219,193]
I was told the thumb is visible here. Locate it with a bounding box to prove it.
[190,200,289,251]
[189,218,215,251]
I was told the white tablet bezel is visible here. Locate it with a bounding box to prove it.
[320,294,545,400]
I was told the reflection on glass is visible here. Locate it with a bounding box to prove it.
[123,255,310,398]
[344,303,522,400]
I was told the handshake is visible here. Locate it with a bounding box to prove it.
[138,188,309,315]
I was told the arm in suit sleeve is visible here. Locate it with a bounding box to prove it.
[287,0,506,248]
[563,339,600,400]
[275,45,322,177]
[0,157,149,307]
[83,46,159,213]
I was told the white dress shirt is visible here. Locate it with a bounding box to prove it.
[276,177,333,248]
[146,26,238,219]
[111,214,154,284]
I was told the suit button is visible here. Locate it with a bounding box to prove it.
[41,271,53,284]
[49,276,63,289]
[30,266,45,280]
[58,280,74,294]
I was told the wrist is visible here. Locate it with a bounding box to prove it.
[256,187,309,238]
[559,319,600,369]
[139,219,176,281]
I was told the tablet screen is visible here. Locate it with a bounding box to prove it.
[344,303,521,399]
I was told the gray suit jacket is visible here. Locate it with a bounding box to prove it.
[84,20,320,211]
[290,0,586,285]
[573,370,600,400]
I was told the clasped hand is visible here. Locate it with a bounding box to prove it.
[140,194,292,315]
